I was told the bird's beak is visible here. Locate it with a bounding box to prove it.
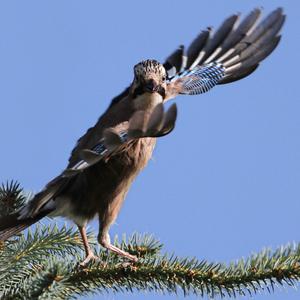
[144,79,159,93]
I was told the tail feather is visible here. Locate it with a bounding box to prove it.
[0,211,50,241]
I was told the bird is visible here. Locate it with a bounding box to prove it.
[0,8,285,266]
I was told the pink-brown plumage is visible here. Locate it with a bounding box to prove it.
[0,8,285,265]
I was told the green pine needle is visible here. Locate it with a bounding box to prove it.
[0,181,27,217]
[0,181,299,299]
[0,225,299,299]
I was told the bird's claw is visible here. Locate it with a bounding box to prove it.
[79,253,101,268]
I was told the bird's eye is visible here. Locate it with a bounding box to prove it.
[162,76,166,82]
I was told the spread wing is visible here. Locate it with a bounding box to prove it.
[102,8,285,103]
[164,7,285,100]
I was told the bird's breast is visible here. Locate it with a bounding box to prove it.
[133,92,163,111]
[119,137,156,169]
[54,137,156,224]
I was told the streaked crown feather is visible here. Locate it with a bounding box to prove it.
[134,59,166,79]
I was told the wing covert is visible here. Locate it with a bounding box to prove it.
[63,103,177,176]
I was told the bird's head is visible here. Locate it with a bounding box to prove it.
[132,59,167,99]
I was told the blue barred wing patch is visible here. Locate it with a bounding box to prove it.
[92,131,128,155]
[168,62,225,95]
[66,131,128,174]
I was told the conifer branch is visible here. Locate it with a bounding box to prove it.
[0,181,299,299]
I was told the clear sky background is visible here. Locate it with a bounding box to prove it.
[0,1,299,299]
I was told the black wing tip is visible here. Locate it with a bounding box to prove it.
[275,7,284,14]
[264,7,285,21]
[170,103,178,120]
[152,103,178,137]
[219,64,259,84]
[254,6,284,13]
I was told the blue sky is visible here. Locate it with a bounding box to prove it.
[0,1,299,299]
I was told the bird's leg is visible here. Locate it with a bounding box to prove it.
[78,225,99,266]
[98,224,138,262]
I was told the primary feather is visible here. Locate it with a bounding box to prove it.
[164,7,285,86]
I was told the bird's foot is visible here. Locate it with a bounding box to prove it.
[79,253,100,268]
[99,233,138,263]
[105,243,138,262]
[122,252,138,263]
